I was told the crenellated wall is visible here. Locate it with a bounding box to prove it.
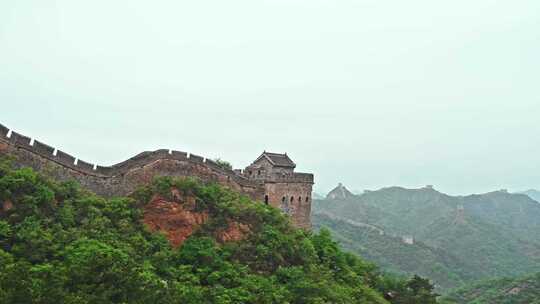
[0,123,261,198]
[0,123,312,228]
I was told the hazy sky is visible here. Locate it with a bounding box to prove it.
[2,1,540,195]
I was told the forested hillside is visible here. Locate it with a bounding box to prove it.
[442,272,540,304]
[313,186,540,292]
[0,159,438,303]
[313,213,474,290]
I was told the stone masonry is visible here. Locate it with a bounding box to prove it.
[0,123,314,228]
[243,152,314,228]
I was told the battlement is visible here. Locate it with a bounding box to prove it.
[1,124,108,176]
[0,123,256,185]
[0,123,313,229]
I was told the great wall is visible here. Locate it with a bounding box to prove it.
[0,123,314,229]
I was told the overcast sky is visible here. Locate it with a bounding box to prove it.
[2,0,540,195]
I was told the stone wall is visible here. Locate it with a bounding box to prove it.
[0,123,312,228]
[264,180,313,229]
[0,123,262,199]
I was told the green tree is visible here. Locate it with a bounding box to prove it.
[0,161,438,303]
[213,158,233,171]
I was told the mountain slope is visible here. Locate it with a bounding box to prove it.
[463,191,540,244]
[519,189,540,203]
[313,212,474,290]
[313,185,540,292]
[442,273,540,304]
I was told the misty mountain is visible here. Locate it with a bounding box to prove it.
[326,183,355,200]
[442,272,540,304]
[518,189,540,203]
[313,212,474,290]
[312,185,540,292]
[312,192,326,200]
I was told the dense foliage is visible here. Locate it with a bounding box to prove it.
[0,160,438,303]
[441,273,540,304]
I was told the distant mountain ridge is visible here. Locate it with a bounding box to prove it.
[518,189,540,203]
[313,184,540,292]
[326,183,355,200]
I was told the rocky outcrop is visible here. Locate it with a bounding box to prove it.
[143,191,250,247]
[143,194,209,247]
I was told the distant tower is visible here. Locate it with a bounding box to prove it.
[402,235,414,245]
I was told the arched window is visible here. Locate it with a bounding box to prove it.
[281,196,289,214]
[290,196,294,203]
[298,196,301,203]
[264,195,269,205]
[305,197,309,202]
[258,170,261,176]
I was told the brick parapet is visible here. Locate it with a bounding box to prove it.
[0,123,260,188]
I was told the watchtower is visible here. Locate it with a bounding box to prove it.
[243,152,314,228]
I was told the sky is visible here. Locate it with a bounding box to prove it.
[1,0,540,195]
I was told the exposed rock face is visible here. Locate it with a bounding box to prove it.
[143,194,208,247]
[2,200,13,212]
[0,141,8,153]
[215,221,250,243]
[0,123,314,229]
[326,183,355,200]
[143,191,250,247]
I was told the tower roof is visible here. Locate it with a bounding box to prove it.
[253,151,296,168]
